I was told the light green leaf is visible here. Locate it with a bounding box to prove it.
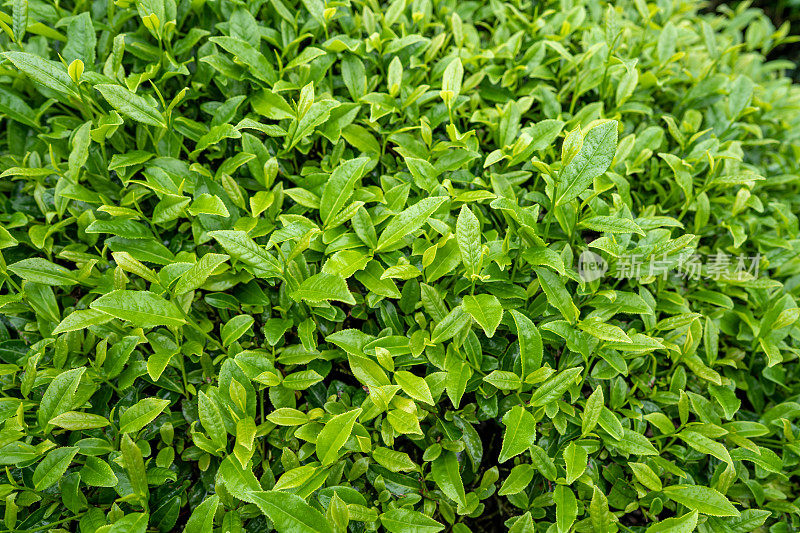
[509,309,543,376]
[208,230,283,279]
[498,464,535,496]
[376,197,447,251]
[39,367,85,429]
[380,508,444,533]
[629,461,663,491]
[462,294,503,337]
[90,290,185,328]
[563,441,587,484]
[49,411,109,430]
[431,451,467,507]
[95,84,165,127]
[555,120,618,206]
[499,405,536,463]
[292,272,355,304]
[662,485,739,517]
[456,205,482,277]
[184,494,220,533]
[80,456,119,488]
[320,157,370,225]
[248,491,334,533]
[119,398,170,434]
[33,446,78,491]
[581,386,604,436]
[394,371,434,405]
[528,367,582,407]
[316,408,361,465]
[3,51,77,97]
[646,511,698,533]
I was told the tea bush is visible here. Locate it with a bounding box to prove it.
[1,0,799,531]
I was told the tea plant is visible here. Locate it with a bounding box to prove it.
[0,0,799,532]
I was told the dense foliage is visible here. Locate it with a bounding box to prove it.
[1,0,800,531]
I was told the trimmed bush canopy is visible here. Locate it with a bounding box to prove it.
[1,0,800,531]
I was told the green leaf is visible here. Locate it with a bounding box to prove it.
[221,315,255,347]
[441,57,463,100]
[39,367,85,429]
[209,36,276,84]
[372,447,418,473]
[320,157,370,225]
[590,487,613,533]
[456,205,482,277]
[554,485,577,533]
[33,446,78,491]
[706,510,770,532]
[3,51,77,98]
[173,253,230,294]
[49,411,109,430]
[579,215,645,236]
[198,391,227,450]
[95,84,165,127]
[677,430,732,466]
[292,272,355,304]
[52,309,113,334]
[217,456,262,501]
[109,513,148,533]
[208,230,283,279]
[484,370,523,391]
[563,441,587,484]
[189,193,230,217]
[662,485,739,517]
[184,494,220,533]
[509,309,543,376]
[12,0,27,43]
[80,456,119,487]
[529,444,557,481]
[629,461,663,491]
[376,197,447,251]
[431,306,470,344]
[394,370,434,405]
[499,405,536,463]
[380,508,444,533]
[248,491,333,533]
[555,120,618,206]
[462,294,503,337]
[534,267,579,324]
[431,451,467,507]
[266,408,309,426]
[90,290,185,328]
[645,511,698,533]
[121,433,149,505]
[609,428,659,456]
[528,367,582,407]
[581,386,604,436]
[8,258,77,286]
[579,319,632,343]
[119,398,170,434]
[498,464,535,496]
[316,408,361,465]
